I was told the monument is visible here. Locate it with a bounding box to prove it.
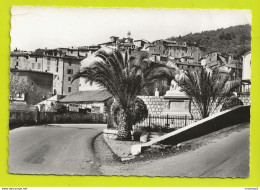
[162,74,191,117]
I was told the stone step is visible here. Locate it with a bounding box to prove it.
[149,134,161,138]
[149,132,166,136]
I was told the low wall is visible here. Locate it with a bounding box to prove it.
[137,96,165,116]
[9,110,38,130]
[138,96,202,118]
[138,95,246,118]
[160,105,250,145]
[9,110,107,130]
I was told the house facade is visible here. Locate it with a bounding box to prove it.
[10,69,53,105]
[59,90,112,114]
[10,48,86,96]
[241,51,251,93]
[147,40,206,64]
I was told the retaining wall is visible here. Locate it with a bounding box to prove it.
[158,105,250,145]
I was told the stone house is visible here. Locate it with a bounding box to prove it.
[10,48,85,96]
[10,69,53,105]
[147,40,206,64]
[59,90,112,113]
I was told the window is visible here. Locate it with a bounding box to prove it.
[68,77,71,81]
[16,62,19,66]
[35,57,38,62]
[38,63,41,69]
[67,69,73,74]
[53,89,57,95]
[47,61,50,71]
[32,63,35,69]
[69,62,72,66]
[68,87,71,93]
[56,66,58,72]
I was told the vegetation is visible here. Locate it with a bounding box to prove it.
[167,24,251,59]
[111,97,148,129]
[51,102,67,113]
[221,96,244,111]
[73,47,176,140]
[9,73,29,102]
[176,67,241,119]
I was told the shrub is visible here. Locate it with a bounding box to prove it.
[221,96,244,111]
[111,97,148,129]
[52,102,67,113]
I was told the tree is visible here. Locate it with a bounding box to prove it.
[111,97,148,129]
[176,67,241,119]
[9,73,29,102]
[221,96,244,111]
[73,47,176,140]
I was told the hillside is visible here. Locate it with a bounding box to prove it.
[167,24,251,58]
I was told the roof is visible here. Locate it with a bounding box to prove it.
[10,68,53,75]
[59,90,112,103]
[98,42,114,46]
[134,39,149,43]
[10,51,29,57]
[176,62,202,67]
[36,95,65,105]
[181,56,193,59]
[110,36,119,38]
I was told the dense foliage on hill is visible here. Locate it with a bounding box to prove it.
[167,24,251,59]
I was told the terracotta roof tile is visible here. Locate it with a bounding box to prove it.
[59,90,112,103]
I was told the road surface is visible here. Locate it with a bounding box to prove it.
[100,123,250,177]
[9,124,106,175]
[9,123,250,177]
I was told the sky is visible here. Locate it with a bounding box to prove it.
[11,7,252,51]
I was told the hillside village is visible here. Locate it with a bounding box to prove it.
[9,27,251,116]
[7,9,252,177]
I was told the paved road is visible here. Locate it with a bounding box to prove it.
[9,123,250,177]
[9,124,106,175]
[100,123,250,177]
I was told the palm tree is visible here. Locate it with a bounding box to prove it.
[73,47,176,140]
[176,67,241,119]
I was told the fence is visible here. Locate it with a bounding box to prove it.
[133,115,200,132]
[9,110,107,129]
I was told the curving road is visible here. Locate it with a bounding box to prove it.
[100,123,250,177]
[9,123,250,177]
[8,124,106,175]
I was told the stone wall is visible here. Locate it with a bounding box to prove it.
[138,95,223,119]
[138,95,201,118]
[138,94,251,118]
[138,96,166,116]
